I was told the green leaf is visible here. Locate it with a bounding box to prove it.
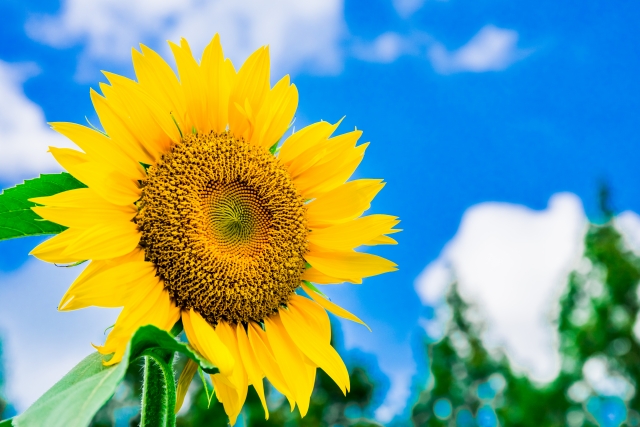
[0,418,14,426]
[13,325,217,427]
[0,173,86,242]
[13,352,127,427]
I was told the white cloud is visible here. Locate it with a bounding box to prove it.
[429,25,530,74]
[0,61,70,184]
[26,0,345,80]
[0,259,119,409]
[615,210,640,255]
[353,32,411,64]
[416,193,587,382]
[392,0,426,18]
[353,25,529,73]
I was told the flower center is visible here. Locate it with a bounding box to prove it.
[204,181,271,258]
[136,132,308,325]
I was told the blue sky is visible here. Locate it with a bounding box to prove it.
[1,0,640,422]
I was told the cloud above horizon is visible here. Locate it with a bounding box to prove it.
[26,0,345,80]
[0,61,69,184]
[415,193,587,382]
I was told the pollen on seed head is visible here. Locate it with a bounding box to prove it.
[136,132,308,325]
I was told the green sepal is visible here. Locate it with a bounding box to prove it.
[0,418,13,426]
[0,173,86,242]
[197,367,215,407]
[269,141,279,155]
[302,280,328,298]
[12,325,218,427]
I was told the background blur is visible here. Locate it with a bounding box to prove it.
[2,0,640,425]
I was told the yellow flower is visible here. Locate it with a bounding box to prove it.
[30,35,399,423]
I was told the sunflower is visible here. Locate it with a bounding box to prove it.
[29,34,399,423]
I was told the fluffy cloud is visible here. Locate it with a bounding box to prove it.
[353,32,416,64]
[26,0,345,79]
[416,193,587,381]
[0,259,119,409]
[0,61,70,184]
[429,25,530,74]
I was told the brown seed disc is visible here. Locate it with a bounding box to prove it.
[136,132,308,325]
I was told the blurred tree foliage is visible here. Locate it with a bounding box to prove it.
[412,218,640,426]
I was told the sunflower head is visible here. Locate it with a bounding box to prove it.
[30,34,399,424]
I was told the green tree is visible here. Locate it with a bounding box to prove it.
[412,218,640,426]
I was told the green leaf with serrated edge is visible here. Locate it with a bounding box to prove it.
[0,418,13,426]
[13,325,217,427]
[0,173,86,242]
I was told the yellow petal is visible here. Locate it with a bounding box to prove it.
[170,38,209,133]
[48,147,141,206]
[365,235,399,245]
[278,121,338,166]
[301,267,361,285]
[279,303,349,394]
[59,260,157,311]
[132,44,187,131]
[251,75,298,149]
[301,283,371,331]
[305,246,397,281]
[102,72,179,156]
[247,323,295,410]
[30,227,87,264]
[228,46,270,140]
[236,324,268,419]
[289,295,331,343]
[264,314,315,416]
[183,309,235,376]
[90,88,155,164]
[306,179,385,228]
[61,221,140,261]
[215,321,249,418]
[50,122,145,180]
[210,374,242,425]
[57,247,143,305]
[175,359,199,413]
[30,188,132,211]
[98,286,179,365]
[308,214,400,251]
[31,205,135,230]
[201,34,232,133]
[294,138,368,199]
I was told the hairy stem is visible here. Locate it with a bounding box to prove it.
[140,352,176,427]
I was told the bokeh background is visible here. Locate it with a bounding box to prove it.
[2,0,640,425]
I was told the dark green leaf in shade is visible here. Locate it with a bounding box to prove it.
[12,325,217,427]
[0,418,13,426]
[0,173,86,242]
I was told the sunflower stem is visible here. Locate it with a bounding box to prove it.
[140,352,176,427]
